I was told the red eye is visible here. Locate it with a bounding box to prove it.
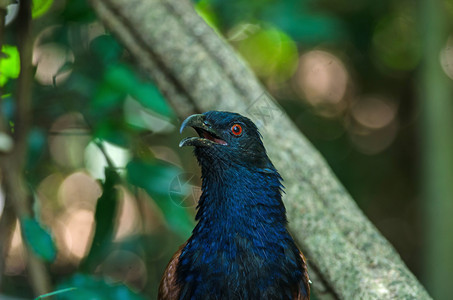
[231,124,242,136]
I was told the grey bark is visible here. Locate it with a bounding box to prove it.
[91,0,432,298]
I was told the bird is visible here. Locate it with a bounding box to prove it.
[158,111,310,300]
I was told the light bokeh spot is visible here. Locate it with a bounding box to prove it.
[351,96,397,130]
[440,36,453,80]
[49,113,91,168]
[33,43,74,86]
[294,50,349,116]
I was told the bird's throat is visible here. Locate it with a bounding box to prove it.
[188,163,290,264]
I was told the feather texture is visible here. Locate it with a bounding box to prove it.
[159,111,310,300]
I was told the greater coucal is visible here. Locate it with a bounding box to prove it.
[159,111,310,300]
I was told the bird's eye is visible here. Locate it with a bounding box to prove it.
[231,124,242,136]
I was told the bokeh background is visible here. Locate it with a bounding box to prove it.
[0,0,452,299]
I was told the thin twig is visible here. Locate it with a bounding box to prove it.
[0,194,16,291]
[93,138,116,169]
[0,3,6,50]
[0,0,51,296]
[34,287,77,299]
[0,1,8,101]
[0,0,16,292]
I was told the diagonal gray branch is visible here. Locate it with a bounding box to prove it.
[90,0,432,298]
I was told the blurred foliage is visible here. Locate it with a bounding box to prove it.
[372,8,420,71]
[80,167,120,273]
[1,0,187,298]
[56,274,145,300]
[127,159,194,237]
[0,45,20,86]
[21,217,57,262]
[32,0,54,19]
[235,26,298,81]
[0,0,448,298]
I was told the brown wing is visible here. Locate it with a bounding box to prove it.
[294,251,310,300]
[158,243,186,300]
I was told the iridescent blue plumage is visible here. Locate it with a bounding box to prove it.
[159,111,309,300]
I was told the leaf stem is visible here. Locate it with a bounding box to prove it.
[35,287,77,300]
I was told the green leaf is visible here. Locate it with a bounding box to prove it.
[104,64,174,118]
[32,0,54,19]
[90,35,123,65]
[260,0,344,44]
[133,83,173,118]
[81,168,119,272]
[372,10,420,71]
[236,26,298,81]
[92,83,125,112]
[127,159,180,198]
[26,129,46,169]
[195,0,220,32]
[126,159,193,237]
[94,120,130,147]
[61,0,96,22]
[21,217,57,262]
[56,274,145,300]
[0,45,20,87]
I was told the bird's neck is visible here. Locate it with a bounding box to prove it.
[192,164,288,243]
[176,164,303,299]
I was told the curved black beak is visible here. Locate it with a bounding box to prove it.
[179,114,227,147]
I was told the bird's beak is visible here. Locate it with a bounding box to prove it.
[179,114,227,147]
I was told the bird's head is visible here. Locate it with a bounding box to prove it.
[179,111,275,173]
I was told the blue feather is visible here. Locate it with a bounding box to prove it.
[175,111,306,299]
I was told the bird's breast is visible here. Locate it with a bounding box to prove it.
[176,229,302,299]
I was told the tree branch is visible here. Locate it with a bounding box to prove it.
[90,0,432,298]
